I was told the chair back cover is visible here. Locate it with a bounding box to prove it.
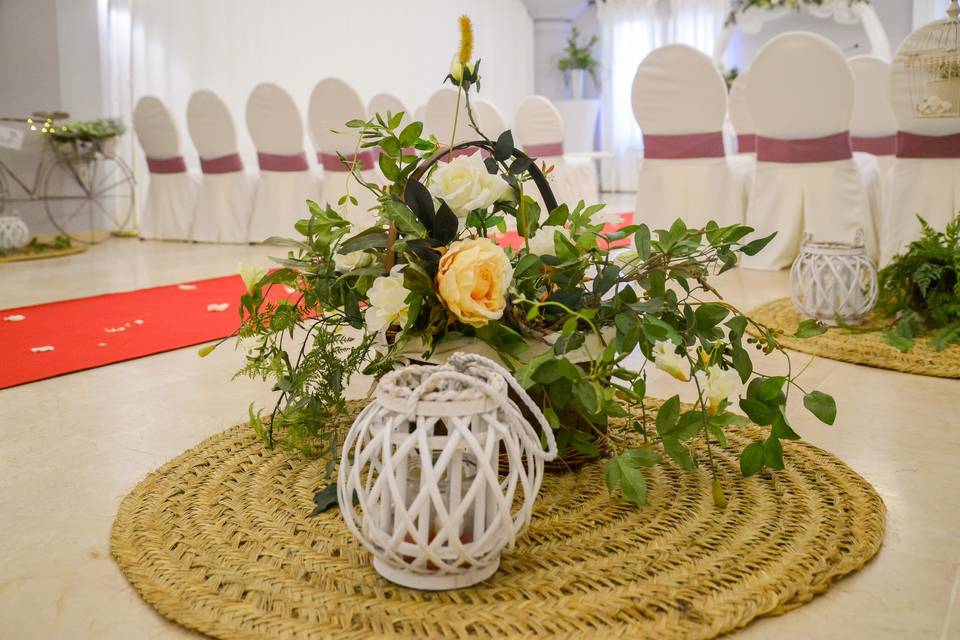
[849,56,897,142]
[424,88,471,145]
[309,78,367,155]
[368,93,411,129]
[747,33,853,140]
[515,95,565,151]
[133,96,181,160]
[728,71,756,151]
[187,90,240,161]
[474,98,508,139]
[632,44,727,137]
[245,83,307,156]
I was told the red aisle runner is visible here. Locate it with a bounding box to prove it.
[0,274,288,390]
[495,212,635,250]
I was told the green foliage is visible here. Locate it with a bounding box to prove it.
[878,215,960,352]
[557,27,600,89]
[725,0,871,27]
[0,234,71,257]
[48,118,125,142]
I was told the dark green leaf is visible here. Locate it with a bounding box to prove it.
[740,232,776,256]
[695,303,729,329]
[794,319,828,339]
[402,180,435,232]
[803,390,837,425]
[308,483,340,516]
[655,395,681,436]
[494,130,514,162]
[740,442,764,476]
[739,398,777,426]
[762,436,784,470]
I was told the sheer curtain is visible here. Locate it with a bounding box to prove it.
[598,0,662,192]
[668,0,728,56]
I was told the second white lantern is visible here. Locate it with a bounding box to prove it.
[790,232,879,326]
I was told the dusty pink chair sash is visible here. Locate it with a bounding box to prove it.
[146,156,187,174]
[756,132,853,163]
[524,141,564,157]
[895,132,960,159]
[318,150,376,172]
[642,132,725,159]
[851,135,896,156]
[257,151,309,172]
[199,153,244,174]
[737,134,757,153]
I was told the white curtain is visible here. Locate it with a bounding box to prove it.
[668,0,727,57]
[598,0,662,192]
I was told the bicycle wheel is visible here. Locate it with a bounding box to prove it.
[41,152,135,243]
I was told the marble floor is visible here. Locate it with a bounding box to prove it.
[1,201,959,639]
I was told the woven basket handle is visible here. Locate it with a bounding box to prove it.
[384,140,559,269]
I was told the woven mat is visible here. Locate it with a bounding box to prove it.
[112,400,885,640]
[749,298,960,379]
[0,244,86,263]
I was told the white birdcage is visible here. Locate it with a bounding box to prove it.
[902,0,960,118]
[790,231,879,327]
[338,353,557,590]
[0,212,30,250]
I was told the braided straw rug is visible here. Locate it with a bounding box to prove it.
[0,244,86,263]
[749,298,960,379]
[112,399,885,640]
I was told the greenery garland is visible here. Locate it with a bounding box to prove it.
[725,0,871,27]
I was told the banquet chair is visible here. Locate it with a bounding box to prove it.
[245,82,321,243]
[631,44,746,231]
[133,96,200,240]
[424,87,473,154]
[368,93,412,128]
[743,32,879,269]
[726,71,758,196]
[849,56,898,172]
[309,78,380,229]
[514,95,600,216]
[186,90,254,243]
[474,98,508,139]
[881,43,960,265]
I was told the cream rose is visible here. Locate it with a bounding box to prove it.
[365,269,410,332]
[333,249,373,273]
[428,151,510,218]
[527,225,571,257]
[436,237,513,328]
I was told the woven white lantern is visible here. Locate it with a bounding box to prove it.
[338,352,557,590]
[902,0,960,118]
[790,232,878,326]
[0,212,30,251]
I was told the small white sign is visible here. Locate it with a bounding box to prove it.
[0,125,24,151]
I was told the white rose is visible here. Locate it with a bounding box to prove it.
[333,249,373,272]
[651,340,688,381]
[428,151,510,218]
[365,269,410,332]
[527,225,571,256]
[696,364,740,414]
[238,263,267,294]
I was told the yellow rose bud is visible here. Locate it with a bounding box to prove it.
[436,237,513,328]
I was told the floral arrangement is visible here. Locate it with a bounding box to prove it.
[220,16,837,508]
[557,27,600,90]
[725,0,870,26]
[45,118,125,143]
[877,215,960,352]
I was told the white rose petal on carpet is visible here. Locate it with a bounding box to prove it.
[3,314,25,322]
[98,343,107,348]
[207,303,229,312]
[30,346,54,353]
[133,319,144,325]
[178,284,198,291]
[105,327,126,333]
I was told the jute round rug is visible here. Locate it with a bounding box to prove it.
[112,400,885,640]
[749,298,960,379]
[0,244,86,263]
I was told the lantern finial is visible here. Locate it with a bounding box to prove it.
[949,1,960,21]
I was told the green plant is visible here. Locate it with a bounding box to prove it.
[722,66,740,90]
[0,234,71,257]
[724,0,869,27]
[213,15,837,509]
[877,215,960,352]
[47,118,125,143]
[557,28,600,90]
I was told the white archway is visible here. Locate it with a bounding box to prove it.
[714,1,892,64]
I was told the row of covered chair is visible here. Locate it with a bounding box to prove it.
[633,32,960,269]
[133,83,599,243]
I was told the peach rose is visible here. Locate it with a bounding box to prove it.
[436,237,513,328]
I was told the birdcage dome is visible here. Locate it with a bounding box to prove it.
[899,0,960,118]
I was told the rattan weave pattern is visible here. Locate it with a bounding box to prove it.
[112,399,885,640]
[749,297,960,379]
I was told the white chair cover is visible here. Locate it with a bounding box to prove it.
[474,98,508,139]
[743,32,879,270]
[515,95,600,216]
[245,82,321,243]
[186,90,254,243]
[881,41,960,265]
[424,87,472,147]
[368,93,412,128]
[309,78,379,229]
[729,72,756,155]
[133,96,199,240]
[414,104,427,126]
[849,56,898,172]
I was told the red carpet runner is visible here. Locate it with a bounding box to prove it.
[0,274,288,389]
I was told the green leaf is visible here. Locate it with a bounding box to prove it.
[605,455,649,507]
[634,224,651,260]
[655,395,681,436]
[762,435,784,470]
[662,437,696,470]
[803,390,837,425]
[398,121,423,148]
[575,381,603,416]
[793,319,827,339]
[378,153,400,181]
[772,411,801,440]
[740,442,764,476]
[931,323,960,352]
[883,329,914,352]
[694,303,729,329]
[621,447,661,467]
[740,232,776,256]
[308,483,340,516]
[494,130,514,162]
[382,200,427,238]
[739,398,777,426]
[731,343,753,383]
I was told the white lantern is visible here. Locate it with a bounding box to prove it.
[902,0,960,118]
[338,352,557,590]
[0,212,30,250]
[790,232,878,327]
